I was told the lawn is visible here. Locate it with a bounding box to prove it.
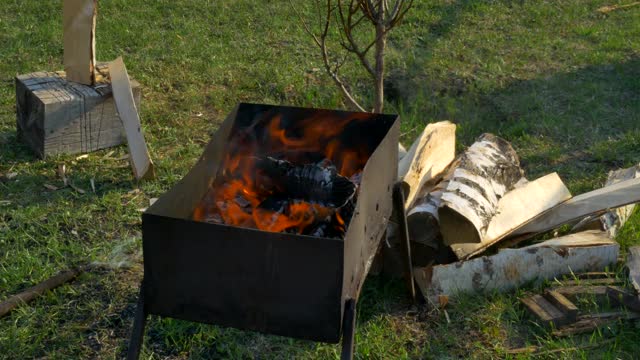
[1,0,639,358]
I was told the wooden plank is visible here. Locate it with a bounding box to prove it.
[450,173,571,259]
[628,246,640,296]
[545,290,578,321]
[606,286,640,312]
[397,121,456,209]
[109,57,155,180]
[521,294,568,327]
[439,133,524,245]
[513,177,640,237]
[63,0,97,85]
[414,231,619,304]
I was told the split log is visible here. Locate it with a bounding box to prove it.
[572,164,640,237]
[406,159,458,251]
[627,246,640,296]
[397,121,456,209]
[450,172,571,259]
[513,177,640,237]
[110,57,156,180]
[63,0,97,85]
[438,133,524,245]
[0,268,82,318]
[414,230,619,304]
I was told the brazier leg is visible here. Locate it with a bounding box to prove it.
[341,298,357,360]
[392,183,416,303]
[127,283,148,360]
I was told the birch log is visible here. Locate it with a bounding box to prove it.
[406,159,459,249]
[398,121,456,209]
[414,230,619,304]
[63,0,97,85]
[438,133,524,245]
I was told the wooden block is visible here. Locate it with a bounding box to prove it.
[15,63,141,158]
[545,290,578,321]
[521,294,569,327]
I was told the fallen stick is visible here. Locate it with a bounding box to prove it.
[597,2,640,14]
[0,268,82,318]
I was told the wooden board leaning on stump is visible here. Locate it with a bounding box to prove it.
[16,63,142,158]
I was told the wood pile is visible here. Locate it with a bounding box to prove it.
[389,121,640,307]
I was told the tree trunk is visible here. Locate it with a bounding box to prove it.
[374,10,386,113]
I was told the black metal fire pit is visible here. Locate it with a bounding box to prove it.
[127,103,413,359]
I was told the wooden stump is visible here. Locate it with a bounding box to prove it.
[15,64,141,158]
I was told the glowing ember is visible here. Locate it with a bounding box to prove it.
[193,110,373,238]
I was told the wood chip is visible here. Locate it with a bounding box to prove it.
[75,154,89,160]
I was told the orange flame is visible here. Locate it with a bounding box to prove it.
[193,110,374,236]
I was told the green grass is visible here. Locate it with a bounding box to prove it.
[1,0,639,358]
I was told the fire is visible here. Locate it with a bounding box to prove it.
[193,109,374,237]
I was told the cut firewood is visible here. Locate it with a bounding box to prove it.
[406,159,459,250]
[450,173,571,259]
[109,57,156,180]
[63,0,97,85]
[0,268,82,319]
[413,230,619,304]
[572,164,640,237]
[397,121,456,209]
[438,133,524,245]
[513,177,640,237]
[627,246,640,296]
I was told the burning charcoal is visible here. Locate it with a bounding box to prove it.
[234,195,251,209]
[257,157,356,208]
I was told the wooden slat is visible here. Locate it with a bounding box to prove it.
[521,295,568,327]
[545,290,578,321]
[109,57,155,180]
[606,286,640,312]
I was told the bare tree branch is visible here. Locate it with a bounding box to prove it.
[289,0,366,112]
